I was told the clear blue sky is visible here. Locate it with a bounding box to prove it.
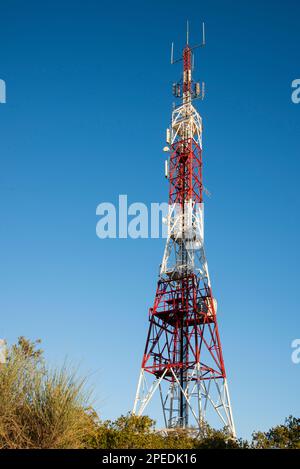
[0,0,299,440]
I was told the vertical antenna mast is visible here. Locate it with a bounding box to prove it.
[186,20,189,45]
[133,22,236,438]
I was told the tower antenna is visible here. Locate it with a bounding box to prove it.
[171,42,174,65]
[186,20,189,44]
[133,23,235,438]
[202,21,206,46]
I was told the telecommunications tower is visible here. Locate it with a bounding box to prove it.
[133,24,236,436]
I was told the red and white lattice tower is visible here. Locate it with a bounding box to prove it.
[133,25,236,436]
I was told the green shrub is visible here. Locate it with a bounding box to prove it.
[252,416,300,449]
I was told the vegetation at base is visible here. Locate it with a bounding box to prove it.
[252,416,300,449]
[0,338,298,449]
[89,415,244,449]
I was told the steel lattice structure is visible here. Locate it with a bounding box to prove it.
[133,30,236,437]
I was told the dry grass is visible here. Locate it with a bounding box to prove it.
[0,337,98,448]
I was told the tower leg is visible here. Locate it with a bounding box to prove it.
[133,369,144,415]
[224,379,236,437]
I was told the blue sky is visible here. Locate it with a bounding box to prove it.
[0,0,299,439]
